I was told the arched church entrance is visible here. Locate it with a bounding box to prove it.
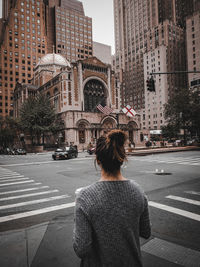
[101,117,117,136]
[84,79,107,112]
[127,121,138,144]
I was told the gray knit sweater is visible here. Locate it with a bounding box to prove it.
[73,180,151,267]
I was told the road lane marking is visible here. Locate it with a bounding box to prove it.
[130,157,200,166]
[0,186,49,195]
[0,178,29,183]
[166,195,200,206]
[0,174,23,178]
[191,162,200,165]
[2,161,60,167]
[0,195,70,210]
[0,175,24,180]
[148,201,200,221]
[0,180,35,187]
[184,191,200,196]
[2,158,92,167]
[0,190,59,201]
[0,202,75,223]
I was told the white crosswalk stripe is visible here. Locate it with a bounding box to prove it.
[149,191,200,222]
[184,191,200,196]
[0,178,30,183]
[0,175,25,180]
[0,167,73,223]
[166,195,200,206]
[0,190,59,201]
[131,155,200,166]
[0,186,49,195]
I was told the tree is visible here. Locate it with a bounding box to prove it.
[0,116,20,149]
[161,124,179,141]
[19,93,59,145]
[164,87,200,142]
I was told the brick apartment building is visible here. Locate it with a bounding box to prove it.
[0,0,93,118]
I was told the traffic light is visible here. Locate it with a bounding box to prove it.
[146,77,155,92]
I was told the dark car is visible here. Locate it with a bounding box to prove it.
[52,146,78,160]
[15,148,27,155]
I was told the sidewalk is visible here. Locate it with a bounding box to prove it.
[0,214,197,267]
[127,145,200,156]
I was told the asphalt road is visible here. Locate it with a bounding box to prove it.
[0,150,200,266]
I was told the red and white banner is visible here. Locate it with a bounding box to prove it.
[97,104,113,115]
[122,105,137,117]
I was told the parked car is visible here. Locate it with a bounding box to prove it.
[15,148,27,155]
[52,146,78,160]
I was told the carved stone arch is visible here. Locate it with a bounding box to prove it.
[127,121,138,144]
[76,119,90,144]
[127,121,139,130]
[76,119,90,128]
[101,116,117,135]
[83,77,109,112]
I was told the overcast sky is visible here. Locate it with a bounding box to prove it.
[0,0,115,54]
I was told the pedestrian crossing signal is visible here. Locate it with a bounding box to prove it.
[146,77,155,92]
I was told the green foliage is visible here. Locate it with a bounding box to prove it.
[0,116,20,148]
[19,93,63,145]
[161,124,179,140]
[164,87,200,139]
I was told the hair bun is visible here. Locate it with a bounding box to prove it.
[106,130,127,146]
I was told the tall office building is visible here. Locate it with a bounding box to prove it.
[45,0,93,62]
[0,0,48,117]
[186,1,200,90]
[114,0,196,131]
[0,0,93,118]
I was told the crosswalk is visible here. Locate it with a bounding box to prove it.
[131,155,200,166]
[149,190,200,222]
[0,165,199,226]
[0,167,75,224]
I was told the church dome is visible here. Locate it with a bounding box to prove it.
[36,53,71,68]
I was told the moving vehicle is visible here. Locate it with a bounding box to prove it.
[87,147,95,155]
[52,146,78,160]
[15,148,27,155]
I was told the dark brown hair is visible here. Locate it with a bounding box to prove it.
[95,129,127,175]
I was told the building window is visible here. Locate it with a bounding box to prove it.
[78,123,86,143]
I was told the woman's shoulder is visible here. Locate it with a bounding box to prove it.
[128,180,146,196]
[75,183,99,198]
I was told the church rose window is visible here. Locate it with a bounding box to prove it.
[84,79,106,112]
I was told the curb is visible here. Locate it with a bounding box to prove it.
[127,146,200,156]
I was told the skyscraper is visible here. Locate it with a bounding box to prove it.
[186,1,200,90]
[0,0,93,118]
[114,0,196,131]
[0,0,48,117]
[45,0,93,62]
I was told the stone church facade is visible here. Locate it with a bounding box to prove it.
[14,53,145,149]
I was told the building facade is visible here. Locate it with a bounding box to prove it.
[0,0,48,117]
[14,53,143,149]
[186,8,200,91]
[113,0,197,132]
[93,41,112,65]
[45,0,93,62]
[0,0,93,118]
